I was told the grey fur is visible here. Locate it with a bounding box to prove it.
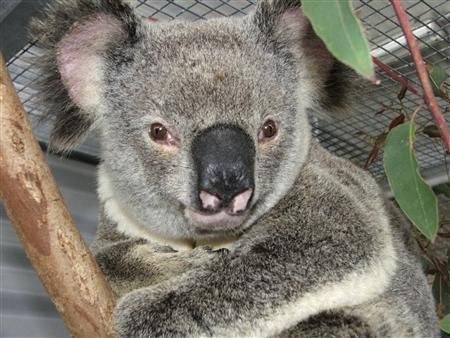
[31,0,438,337]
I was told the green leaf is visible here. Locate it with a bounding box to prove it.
[302,0,374,79]
[427,63,449,99]
[433,272,450,316]
[434,183,450,198]
[438,261,450,337]
[383,122,439,240]
[423,124,441,138]
[441,315,450,334]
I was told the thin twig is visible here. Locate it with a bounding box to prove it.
[391,0,450,153]
[372,56,421,97]
[416,239,445,277]
[437,232,450,238]
[411,103,424,122]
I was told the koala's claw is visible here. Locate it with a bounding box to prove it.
[198,245,213,252]
[194,246,229,255]
[214,248,230,254]
[156,245,178,253]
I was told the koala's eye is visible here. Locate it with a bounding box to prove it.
[259,119,277,142]
[149,123,178,146]
[150,123,168,140]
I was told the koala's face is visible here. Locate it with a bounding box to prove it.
[101,18,311,238]
[33,0,353,240]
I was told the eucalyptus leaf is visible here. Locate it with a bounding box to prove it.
[302,0,374,79]
[441,315,450,334]
[423,124,441,138]
[383,122,439,240]
[434,183,450,198]
[427,63,449,100]
[433,272,450,316]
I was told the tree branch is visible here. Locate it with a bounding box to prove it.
[372,56,421,97]
[391,0,450,153]
[0,53,116,338]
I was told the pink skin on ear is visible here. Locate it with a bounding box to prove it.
[280,8,308,30]
[56,15,125,111]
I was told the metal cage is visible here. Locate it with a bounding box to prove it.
[1,1,449,337]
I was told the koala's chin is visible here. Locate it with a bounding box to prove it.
[184,207,250,233]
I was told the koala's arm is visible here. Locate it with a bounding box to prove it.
[114,163,398,338]
[91,224,213,296]
[276,311,375,338]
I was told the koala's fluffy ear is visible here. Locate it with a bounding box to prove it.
[252,0,360,119]
[30,0,143,152]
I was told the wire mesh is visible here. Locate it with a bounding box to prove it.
[6,0,450,178]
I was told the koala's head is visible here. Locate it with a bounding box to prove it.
[32,0,355,240]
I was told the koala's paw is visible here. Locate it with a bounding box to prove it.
[113,287,197,338]
[163,245,223,273]
[114,291,149,338]
[184,245,221,266]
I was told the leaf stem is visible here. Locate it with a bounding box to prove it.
[437,232,450,238]
[411,103,424,122]
[416,239,445,278]
[391,0,450,153]
[372,56,421,97]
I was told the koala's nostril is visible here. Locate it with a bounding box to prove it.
[199,190,222,211]
[229,188,253,215]
[199,188,253,214]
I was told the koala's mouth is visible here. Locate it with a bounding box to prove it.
[184,208,247,231]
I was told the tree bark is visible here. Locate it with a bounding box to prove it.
[0,53,116,337]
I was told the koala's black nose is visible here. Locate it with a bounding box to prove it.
[192,124,255,213]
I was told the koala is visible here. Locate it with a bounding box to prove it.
[30,0,439,337]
